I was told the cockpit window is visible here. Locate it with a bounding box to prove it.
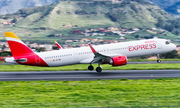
[165,41,170,45]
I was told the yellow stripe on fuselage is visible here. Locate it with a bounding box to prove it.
[4,32,21,41]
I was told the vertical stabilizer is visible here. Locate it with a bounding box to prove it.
[4,32,34,57]
[4,32,48,67]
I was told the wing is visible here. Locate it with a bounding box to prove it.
[88,44,122,64]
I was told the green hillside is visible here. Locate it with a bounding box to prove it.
[0,0,179,42]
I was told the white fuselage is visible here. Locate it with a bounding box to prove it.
[34,38,176,67]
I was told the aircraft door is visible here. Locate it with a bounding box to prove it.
[157,40,162,49]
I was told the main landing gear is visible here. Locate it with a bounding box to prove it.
[88,64,102,73]
[156,54,161,63]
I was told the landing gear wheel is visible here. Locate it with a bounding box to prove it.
[88,65,94,71]
[157,59,161,63]
[156,54,161,63]
[96,67,102,73]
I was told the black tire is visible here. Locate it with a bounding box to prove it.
[88,65,94,71]
[157,59,161,63]
[96,67,102,73]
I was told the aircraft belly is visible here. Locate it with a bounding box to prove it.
[46,58,78,67]
[45,55,89,67]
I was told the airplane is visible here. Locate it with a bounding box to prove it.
[54,41,63,49]
[4,32,176,73]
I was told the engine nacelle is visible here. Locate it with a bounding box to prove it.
[109,56,127,66]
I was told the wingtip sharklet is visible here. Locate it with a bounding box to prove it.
[88,44,97,53]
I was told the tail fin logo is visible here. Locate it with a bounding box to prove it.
[4,32,34,57]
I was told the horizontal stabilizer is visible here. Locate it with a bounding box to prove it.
[15,58,27,63]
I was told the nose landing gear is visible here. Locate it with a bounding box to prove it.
[156,54,161,63]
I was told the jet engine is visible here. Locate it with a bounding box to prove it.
[109,56,127,66]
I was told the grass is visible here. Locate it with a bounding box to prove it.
[0,63,180,71]
[0,62,180,107]
[0,78,180,107]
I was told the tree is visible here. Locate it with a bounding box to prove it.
[105,13,117,22]
[56,10,61,14]
[130,4,138,13]
[160,50,179,59]
[121,0,130,6]
[135,35,140,39]
[172,29,180,35]
[155,18,164,28]
[1,44,6,51]
[134,0,146,3]
[164,24,174,32]
[11,18,17,23]
[0,51,12,56]
[35,47,46,52]
[173,20,180,28]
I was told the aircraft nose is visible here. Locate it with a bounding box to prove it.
[172,43,176,50]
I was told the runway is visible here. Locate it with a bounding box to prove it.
[0,70,180,81]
